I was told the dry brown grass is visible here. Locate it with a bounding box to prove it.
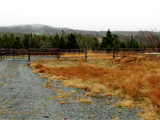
[61,50,114,59]
[60,50,139,59]
[29,56,160,119]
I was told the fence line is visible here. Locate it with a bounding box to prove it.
[0,48,160,61]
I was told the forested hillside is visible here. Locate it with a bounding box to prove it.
[0,30,146,49]
[0,24,98,36]
[0,25,160,50]
[0,24,144,37]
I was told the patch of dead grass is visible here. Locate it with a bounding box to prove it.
[29,56,160,119]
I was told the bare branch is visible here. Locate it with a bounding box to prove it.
[140,31,159,51]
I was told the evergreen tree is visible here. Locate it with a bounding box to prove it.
[67,33,79,49]
[42,35,47,42]
[35,35,43,48]
[62,30,65,38]
[0,37,2,48]
[10,33,14,47]
[112,34,121,48]
[6,38,11,49]
[101,29,121,49]
[3,34,8,48]
[51,34,60,48]
[2,34,12,49]
[121,42,126,48]
[59,36,66,49]
[12,36,23,49]
[0,37,4,48]
[101,29,113,48]
[10,33,14,41]
[23,34,30,49]
[30,36,36,48]
[127,35,139,48]
[41,35,52,48]
[91,37,99,49]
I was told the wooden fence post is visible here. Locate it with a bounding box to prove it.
[57,48,60,60]
[113,47,116,59]
[28,49,30,61]
[0,49,2,58]
[85,48,88,60]
[2,49,4,58]
[9,48,11,56]
[13,50,15,60]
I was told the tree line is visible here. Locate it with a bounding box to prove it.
[0,29,159,50]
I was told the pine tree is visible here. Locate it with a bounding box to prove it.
[127,35,139,48]
[0,37,2,48]
[12,36,23,49]
[67,33,79,49]
[51,34,60,48]
[101,29,121,49]
[101,29,113,48]
[121,42,126,48]
[112,34,121,48]
[91,37,99,49]
[6,38,11,49]
[35,35,43,48]
[3,34,8,48]
[59,37,66,49]
[10,33,14,47]
[30,36,36,48]
[23,34,30,49]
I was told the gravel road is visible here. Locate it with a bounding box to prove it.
[0,58,141,120]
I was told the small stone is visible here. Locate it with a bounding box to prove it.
[118,110,122,113]
[43,115,49,118]
[70,90,76,94]
[89,115,94,118]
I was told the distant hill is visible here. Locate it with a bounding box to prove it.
[2,24,160,42]
[0,24,99,35]
[2,24,160,39]
[0,24,141,36]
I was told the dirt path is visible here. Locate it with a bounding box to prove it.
[0,58,141,120]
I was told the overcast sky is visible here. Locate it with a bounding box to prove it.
[0,0,160,31]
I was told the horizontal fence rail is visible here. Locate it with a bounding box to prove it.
[0,48,160,61]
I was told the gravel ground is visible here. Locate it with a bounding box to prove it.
[0,58,141,120]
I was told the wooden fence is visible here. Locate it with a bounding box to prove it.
[0,48,159,61]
